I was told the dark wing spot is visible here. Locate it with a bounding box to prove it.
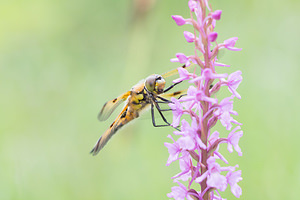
[112,98,118,103]
[173,91,182,96]
[120,108,128,118]
[110,121,115,128]
[182,64,186,68]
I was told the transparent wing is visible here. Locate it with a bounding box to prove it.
[162,64,189,79]
[160,63,200,99]
[98,91,131,121]
[159,89,187,99]
[161,62,200,79]
[92,104,130,155]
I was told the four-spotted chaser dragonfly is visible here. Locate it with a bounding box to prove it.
[90,65,193,155]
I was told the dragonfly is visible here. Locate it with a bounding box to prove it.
[90,65,194,155]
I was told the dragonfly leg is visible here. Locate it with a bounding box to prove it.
[159,108,173,111]
[156,95,172,103]
[155,99,173,111]
[156,92,186,112]
[156,93,186,111]
[151,102,170,127]
[156,101,169,104]
[163,81,181,93]
[152,99,181,131]
[178,94,187,99]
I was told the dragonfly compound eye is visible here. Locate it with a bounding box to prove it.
[155,75,165,94]
[145,75,156,92]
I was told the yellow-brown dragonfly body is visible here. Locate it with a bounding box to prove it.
[91,66,189,155]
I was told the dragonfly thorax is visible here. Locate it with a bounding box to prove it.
[145,74,166,94]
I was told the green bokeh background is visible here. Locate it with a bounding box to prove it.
[1,0,299,199]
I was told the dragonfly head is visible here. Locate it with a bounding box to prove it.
[145,74,166,94]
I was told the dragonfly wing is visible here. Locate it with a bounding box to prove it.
[91,104,135,155]
[98,91,131,121]
[161,64,196,79]
[159,89,187,99]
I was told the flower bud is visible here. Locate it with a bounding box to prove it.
[172,15,186,26]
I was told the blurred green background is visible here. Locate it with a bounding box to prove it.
[1,0,299,199]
